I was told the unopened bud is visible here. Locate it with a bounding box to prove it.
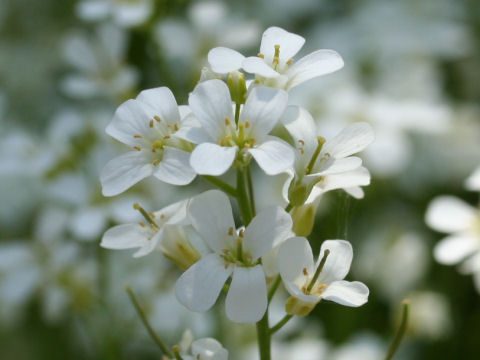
[227,70,247,104]
[292,203,316,237]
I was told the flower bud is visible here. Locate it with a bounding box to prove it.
[292,203,316,237]
[227,70,247,104]
[288,184,308,207]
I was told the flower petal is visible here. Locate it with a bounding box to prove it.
[426,196,477,233]
[281,106,318,163]
[286,49,344,90]
[321,280,369,307]
[208,47,245,74]
[434,235,479,265]
[344,186,365,199]
[191,338,228,360]
[249,139,295,175]
[175,254,233,312]
[136,87,180,124]
[316,240,353,284]
[188,190,236,253]
[100,151,153,196]
[189,79,233,140]
[314,166,370,195]
[101,223,161,258]
[240,86,288,138]
[153,147,196,185]
[465,166,480,191]
[190,143,237,176]
[225,265,267,323]
[322,122,375,159]
[315,157,363,175]
[260,27,305,63]
[242,57,280,78]
[278,237,314,285]
[243,206,293,260]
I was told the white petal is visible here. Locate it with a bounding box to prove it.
[426,196,477,233]
[153,147,196,185]
[434,235,479,265]
[322,122,375,159]
[260,27,305,63]
[317,167,371,194]
[240,86,288,138]
[249,139,295,175]
[281,106,318,162]
[242,57,280,78]
[286,50,344,90]
[321,280,369,307]
[113,2,152,27]
[316,240,353,284]
[243,206,293,260]
[465,166,480,191]
[100,151,153,196]
[189,79,233,140]
[190,143,237,176]
[106,99,152,146]
[136,87,180,124]
[188,190,236,253]
[225,265,267,323]
[278,237,314,285]
[344,186,365,199]
[315,157,363,175]
[192,338,228,360]
[175,254,232,312]
[208,47,245,74]
[101,223,161,258]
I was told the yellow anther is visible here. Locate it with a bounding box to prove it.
[153,159,161,166]
[303,268,309,276]
[244,143,251,148]
[316,284,327,294]
[167,124,172,128]
[274,44,280,57]
[149,212,155,218]
[149,119,154,128]
[298,139,305,145]
[225,135,232,140]
[286,58,294,66]
[138,221,146,227]
[160,214,166,219]
[225,117,231,125]
[239,229,245,237]
[154,115,161,122]
[245,120,250,128]
[174,123,179,131]
[257,53,265,59]
[152,140,163,149]
[163,135,171,139]
[134,134,142,138]
[300,148,305,154]
[228,227,234,236]
[133,146,141,151]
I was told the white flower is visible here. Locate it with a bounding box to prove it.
[281,106,374,205]
[180,79,294,176]
[100,87,196,196]
[278,237,369,315]
[465,165,480,191]
[208,26,344,90]
[175,190,292,323]
[76,0,153,28]
[182,337,229,360]
[101,199,193,258]
[426,195,480,291]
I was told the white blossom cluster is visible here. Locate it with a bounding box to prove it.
[100,26,374,358]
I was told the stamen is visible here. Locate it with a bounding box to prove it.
[236,238,244,262]
[225,117,231,126]
[163,135,171,139]
[149,119,154,128]
[306,249,330,293]
[160,214,166,220]
[138,221,146,227]
[257,53,265,59]
[228,227,234,236]
[149,212,155,218]
[134,203,159,230]
[154,115,161,122]
[303,268,309,276]
[305,136,326,175]
[298,139,305,145]
[133,146,141,151]
[274,44,280,58]
[174,123,179,131]
[245,120,251,128]
[239,229,245,237]
[286,58,294,66]
[134,134,142,138]
[152,140,163,150]
[153,159,161,166]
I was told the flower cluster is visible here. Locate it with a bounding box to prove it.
[101,26,373,358]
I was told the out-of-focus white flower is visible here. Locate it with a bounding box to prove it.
[180,79,294,176]
[61,24,138,100]
[76,0,153,28]
[331,334,385,360]
[181,337,229,360]
[175,190,292,323]
[101,87,196,196]
[278,237,368,316]
[101,199,193,258]
[407,291,451,340]
[426,195,480,291]
[208,27,344,91]
[465,165,480,191]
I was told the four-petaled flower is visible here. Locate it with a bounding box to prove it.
[208,27,344,90]
[179,79,294,176]
[278,237,369,316]
[101,87,196,196]
[175,190,293,323]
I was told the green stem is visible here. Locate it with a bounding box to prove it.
[125,286,173,358]
[270,314,293,335]
[267,275,282,304]
[173,345,184,360]
[385,300,410,360]
[246,165,256,217]
[256,312,271,360]
[237,167,253,225]
[202,175,238,197]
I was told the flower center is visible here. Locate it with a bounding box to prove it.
[220,227,256,268]
[218,117,257,150]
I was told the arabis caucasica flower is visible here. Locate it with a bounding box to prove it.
[208,26,344,90]
[175,190,292,323]
[278,237,369,316]
[101,87,196,196]
[182,337,229,360]
[281,106,374,206]
[180,79,294,176]
[100,199,199,261]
